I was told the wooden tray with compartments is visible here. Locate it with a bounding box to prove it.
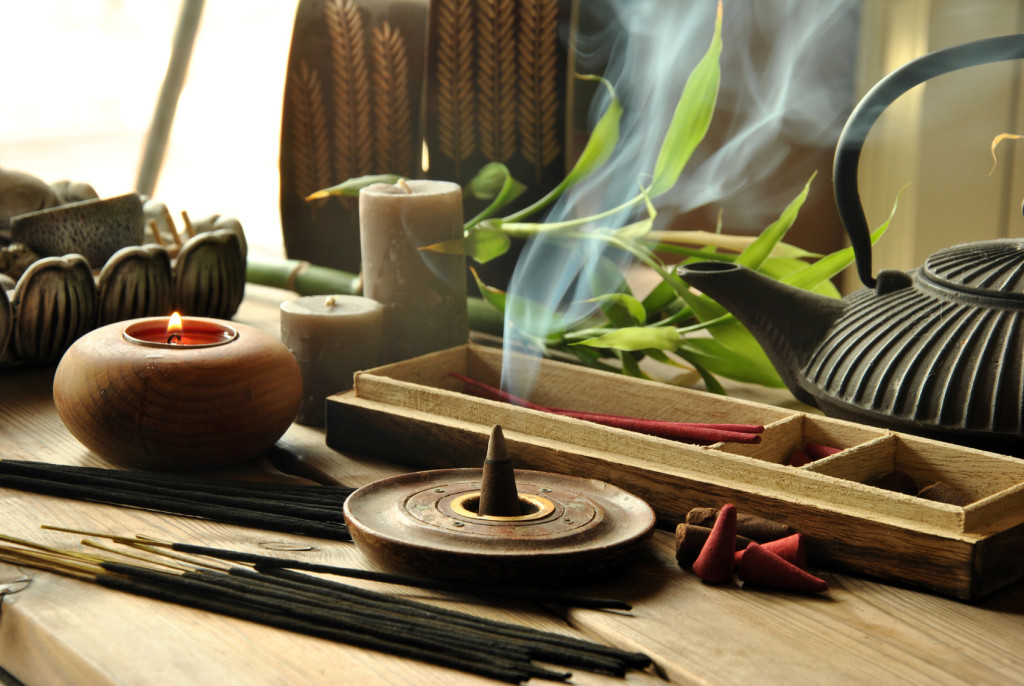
[325,344,1024,600]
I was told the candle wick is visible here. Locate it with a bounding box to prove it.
[396,178,412,195]
[167,333,182,345]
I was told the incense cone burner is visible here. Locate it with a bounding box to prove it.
[53,316,302,470]
[344,426,656,584]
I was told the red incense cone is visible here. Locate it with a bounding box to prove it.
[692,503,737,584]
[736,542,827,594]
[735,533,806,569]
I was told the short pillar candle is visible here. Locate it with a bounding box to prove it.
[280,294,383,426]
[359,179,469,364]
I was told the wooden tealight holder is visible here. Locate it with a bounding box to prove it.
[54,316,302,470]
[326,344,1024,600]
[343,426,656,584]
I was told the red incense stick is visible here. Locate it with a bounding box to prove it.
[449,373,762,444]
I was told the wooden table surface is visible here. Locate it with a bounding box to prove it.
[2,284,1024,686]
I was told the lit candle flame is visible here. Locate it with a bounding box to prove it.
[166,312,183,344]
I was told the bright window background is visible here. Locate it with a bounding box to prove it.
[0,1,296,259]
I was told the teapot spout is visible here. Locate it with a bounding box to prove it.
[677,262,846,406]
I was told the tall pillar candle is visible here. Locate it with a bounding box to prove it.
[359,179,469,363]
[280,294,383,426]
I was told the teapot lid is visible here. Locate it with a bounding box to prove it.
[923,239,1024,301]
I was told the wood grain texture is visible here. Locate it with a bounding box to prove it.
[326,343,1024,600]
[5,285,1024,685]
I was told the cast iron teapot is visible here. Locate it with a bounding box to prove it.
[678,35,1024,455]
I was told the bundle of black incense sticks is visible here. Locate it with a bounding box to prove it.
[0,462,632,610]
[121,535,631,611]
[0,534,653,683]
[0,459,353,540]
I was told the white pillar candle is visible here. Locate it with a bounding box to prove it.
[359,179,469,364]
[280,294,383,426]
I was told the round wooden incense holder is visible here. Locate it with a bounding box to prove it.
[344,426,656,584]
[54,316,302,470]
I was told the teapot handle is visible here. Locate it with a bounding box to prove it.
[834,35,1024,289]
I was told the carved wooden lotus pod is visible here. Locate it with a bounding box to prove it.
[173,229,245,319]
[11,255,96,362]
[0,286,11,360]
[97,244,174,325]
[10,193,144,268]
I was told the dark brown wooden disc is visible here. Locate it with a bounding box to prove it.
[343,468,656,585]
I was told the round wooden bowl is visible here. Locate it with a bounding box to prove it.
[53,316,301,470]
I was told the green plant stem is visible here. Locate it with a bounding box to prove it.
[245,258,505,337]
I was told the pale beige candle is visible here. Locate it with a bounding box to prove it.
[280,294,383,426]
[359,179,469,363]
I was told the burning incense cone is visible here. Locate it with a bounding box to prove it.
[787,449,813,467]
[675,523,751,567]
[686,507,793,543]
[478,425,523,517]
[691,503,737,584]
[736,542,828,594]
[735,533,806,569]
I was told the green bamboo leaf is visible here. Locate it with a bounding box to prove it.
[465,163,527,229]
[640,279,680,318]
[305,174,403,200]
[574,326,680,352]
[616,350,647,378]
[470,267,506,314]
[674,350,727,394]
[503,76,622,223]
[678,335,785,387]
[782,189,902,291]
[735,174,814,271]
[648,3,723,197]
[422,221,511,264]
[759,257,841,297]
[565,75,622,186]
[585,293,647,326]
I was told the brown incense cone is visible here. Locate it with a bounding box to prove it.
[869,470,919,496]
[736,533,806,569]
[675,523,752,567]
[917,481,971,506]
[692,503,737,584]
[687,507,793,543]
[787,449,813,467]
[736,542,828,594]
[478,425,522,517]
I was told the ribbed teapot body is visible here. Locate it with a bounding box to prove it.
[803,239,1024,448]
